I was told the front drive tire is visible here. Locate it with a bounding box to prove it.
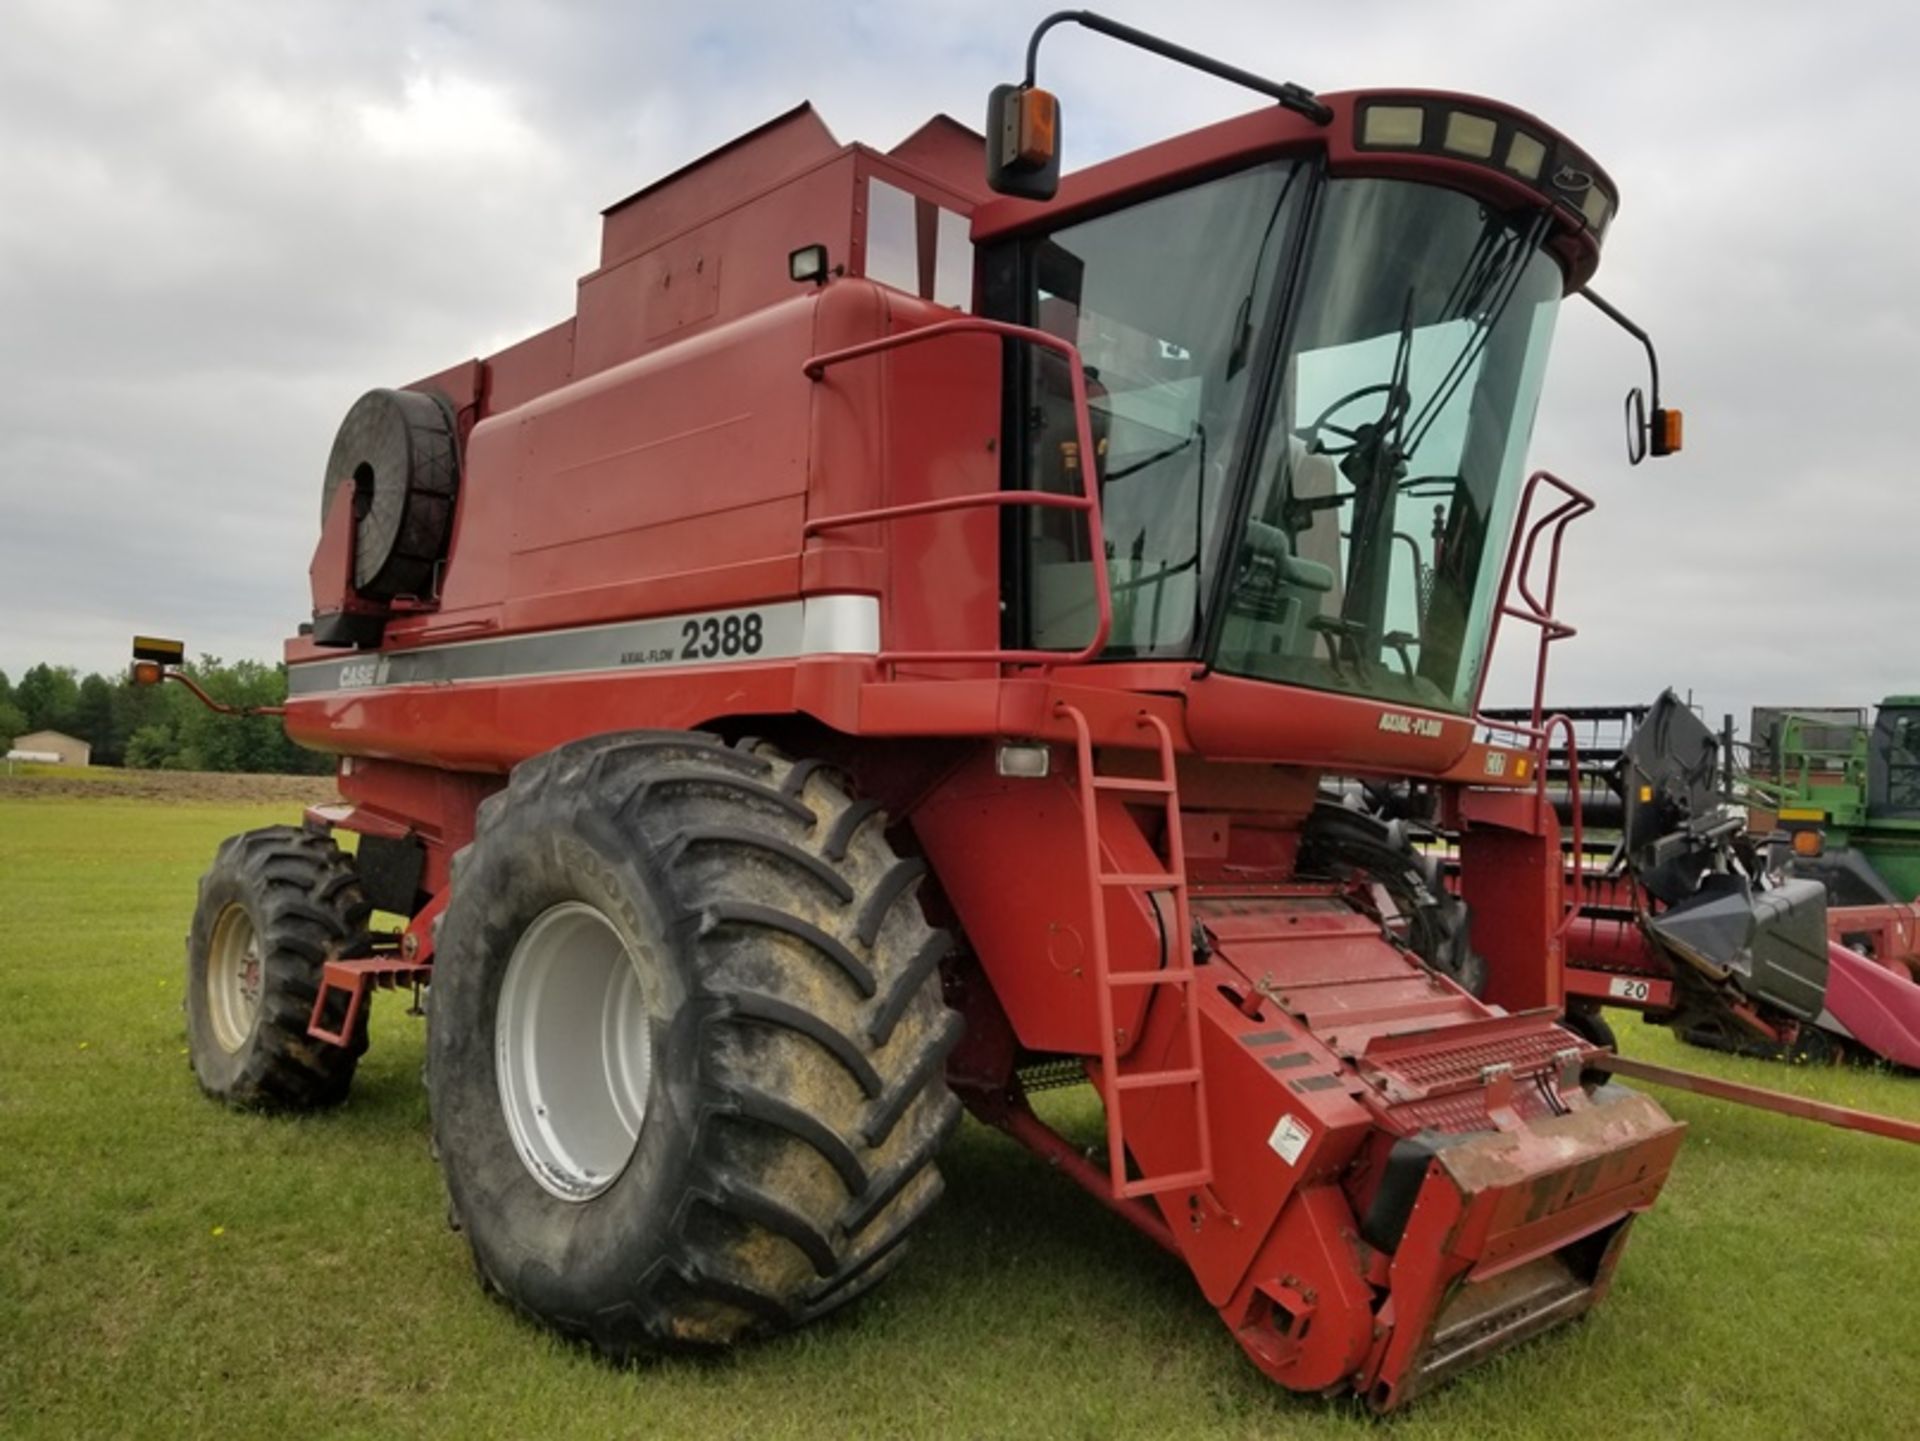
[428,733,962,1355]
[185,826,371,1108]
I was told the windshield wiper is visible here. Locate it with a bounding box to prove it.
[1402,211,1551,457]
[1104,428,1198,482]
[1328,289,1416,670]
[1333,215,1544,668]
[1225,163,1310,378]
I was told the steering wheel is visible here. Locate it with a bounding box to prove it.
[1293,383,1405,457]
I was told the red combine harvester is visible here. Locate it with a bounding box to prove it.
[147,14,1705,1409]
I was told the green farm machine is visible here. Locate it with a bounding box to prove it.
[1751,697,1920,908]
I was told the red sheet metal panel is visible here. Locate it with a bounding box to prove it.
[599,102,842,266]
[1823,942,1920,1068]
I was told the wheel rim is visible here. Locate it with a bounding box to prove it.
[207,903,264,1054]
[496,902,654,1202]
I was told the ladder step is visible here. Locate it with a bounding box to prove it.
[1117,1168,1213,1199]
[1057,699,1212,1199]
[1091,776,1175,795]
[1107,966,1196,988]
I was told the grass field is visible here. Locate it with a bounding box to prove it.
[4,781,1919,1439]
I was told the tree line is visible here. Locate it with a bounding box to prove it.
[0,659,330,774]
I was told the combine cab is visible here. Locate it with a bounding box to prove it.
[1752,696,1920,908]
[149,14,1703,1409]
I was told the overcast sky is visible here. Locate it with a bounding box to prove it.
[2,1,1915,730]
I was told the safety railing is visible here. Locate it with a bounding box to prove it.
[801,317,1112,668]
[1473,469,1596,939]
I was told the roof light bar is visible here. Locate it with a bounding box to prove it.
[1506,131,1546,180]
[1362,104,1424,147]
[1355,98,1616,240]
[1580,186,1612,231]
[1442,110,1497,160]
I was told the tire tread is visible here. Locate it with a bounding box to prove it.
[432,732,959,1356]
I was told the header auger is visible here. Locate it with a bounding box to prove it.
[162,13,1703,1410]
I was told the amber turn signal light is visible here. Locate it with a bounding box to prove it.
[1652,406,1683,457]
[986,83,1064,199]
[1013,87,1058,168]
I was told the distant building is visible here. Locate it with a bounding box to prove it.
[10,730,91,766]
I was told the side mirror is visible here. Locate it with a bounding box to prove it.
[986,84,1062,199]
[1586,289,1681,466]
[1623,385,1683,467]
[130,635,185,685]
[985,11,1328,202]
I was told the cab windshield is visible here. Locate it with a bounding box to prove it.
[1018,167,1564,714]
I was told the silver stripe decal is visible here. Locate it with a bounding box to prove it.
[287,595,879,697]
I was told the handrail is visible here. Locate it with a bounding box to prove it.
[802,317,1113,669]
[1544,713,1585,940]
[1472,470,1596,939]
[1472,469,1594,732]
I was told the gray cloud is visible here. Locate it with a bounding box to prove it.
[2,0,1915,732]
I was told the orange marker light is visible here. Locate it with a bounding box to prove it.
[1792,829,1824,857]
[1017,87,1058,168]
[131,661,162,686]
[1651,406,1684,457]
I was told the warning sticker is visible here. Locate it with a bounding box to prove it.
[1267,1113,1313,1166]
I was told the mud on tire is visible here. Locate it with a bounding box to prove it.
[185,825,372,1108]
[427,731,962,1355]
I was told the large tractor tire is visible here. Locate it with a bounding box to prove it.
[320,387,459,600]
[185,826,371,1108]
[427,732,962,1356]
[1298,799,1488,996]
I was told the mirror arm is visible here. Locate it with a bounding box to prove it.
[1579,286,1661,409]
[1581,286,1681,461]
[1022,10,1331,123]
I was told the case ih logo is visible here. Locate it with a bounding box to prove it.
[1378,711,1444,739]
[1551,165,1593,195]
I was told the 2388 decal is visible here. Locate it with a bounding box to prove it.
[679,611,764,660]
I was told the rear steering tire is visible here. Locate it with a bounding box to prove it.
[185,826,371,1108]
[427,732,962,1355]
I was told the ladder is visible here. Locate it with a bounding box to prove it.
[1056,702,1213,1200]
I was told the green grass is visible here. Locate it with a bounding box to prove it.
[2,760,118,781]
[4,796,1919,1439]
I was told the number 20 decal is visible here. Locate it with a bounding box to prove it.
[680,611,765,661]
[1607,977,1653,1002]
